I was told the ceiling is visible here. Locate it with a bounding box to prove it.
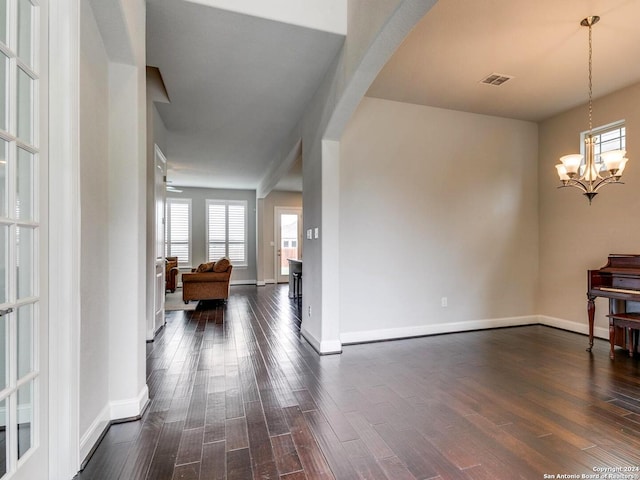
[146,0,344,190]
[367,0,640,121]
[147,0,640,191]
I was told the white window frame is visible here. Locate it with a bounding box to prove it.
[206,199,248,267]
[165,197,191,267]
[581,120,626,163]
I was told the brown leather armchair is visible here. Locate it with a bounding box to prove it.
[166,256,179,293]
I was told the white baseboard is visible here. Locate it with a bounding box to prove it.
[265,279,276,284]
[300,325,342,354]
[79,404,110,465]
[256,281,266,287]
[230,279,257,286]
[340,315,538,345]
[109,384,149,421]
[538,315,608,339]
[79,385,149,466]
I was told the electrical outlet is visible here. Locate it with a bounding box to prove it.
[441,297,448,308]
[308,305,312,317]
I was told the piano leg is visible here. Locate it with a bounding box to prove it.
[587,295,595,352]
[609,318,616,360]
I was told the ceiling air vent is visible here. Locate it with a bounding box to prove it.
[480,73,514,86]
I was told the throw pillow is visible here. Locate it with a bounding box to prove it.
[213,257,231,272]
[196,262,215,273]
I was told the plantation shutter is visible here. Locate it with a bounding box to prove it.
[166,198,191,265]
[207,200,247,266]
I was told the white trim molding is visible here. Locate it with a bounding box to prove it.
[538,315,609,340]
[109,385,150,421]
[79,404,110,465]
[340,315,539,345]
[230,279,258,286]
[301,325,342,355]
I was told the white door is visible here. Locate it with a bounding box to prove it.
[0,0,48,478]
[275,207,302,284]
[154,145,167,333]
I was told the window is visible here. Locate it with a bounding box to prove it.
[207,200,247,266]
[582,121,626,162]
[165,198,191,266]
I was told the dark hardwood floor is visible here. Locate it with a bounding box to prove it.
[78,284,640,479]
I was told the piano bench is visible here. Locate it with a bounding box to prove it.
[606,313,640,360]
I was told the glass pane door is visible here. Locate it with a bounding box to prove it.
[279,214,299,276]
[275,207,302,283]
[0,0,40,477]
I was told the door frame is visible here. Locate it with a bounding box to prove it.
[153,145,167,335]
[274,206,302,284]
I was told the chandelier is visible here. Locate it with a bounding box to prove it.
[554,16,629,204]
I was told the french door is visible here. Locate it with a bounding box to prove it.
[0,0,46,478]
[275,207,302,284]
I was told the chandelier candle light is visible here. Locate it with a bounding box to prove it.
[555,16,629,204]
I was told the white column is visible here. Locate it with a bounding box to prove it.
[48,0,81,476]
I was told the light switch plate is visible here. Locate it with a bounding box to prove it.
[307,229,312,240]
[314,227,319,239]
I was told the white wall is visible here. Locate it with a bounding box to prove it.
[339,97,539,342]
[538,82,640,337]
[75,0,148,464]
[167,187,258,283]
[78,0,110,453]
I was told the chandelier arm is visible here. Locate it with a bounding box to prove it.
[561,180,589,194]
[592,176,623,192]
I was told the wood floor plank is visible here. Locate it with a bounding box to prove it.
[377,456,417,480]
[176,427,204,466]
[204,392,226,444]
[185,381,208,429]
[225,416,249,452]
[116,411,167,480]
[171,462,200,480]
[303,409,359,480]
[145,421,184,480]
[270,434,303,476]
[283,406,335,480]
[244,400,279,479]
[77,440,130,480]
[227,447,253,480]
[200,441,226,480]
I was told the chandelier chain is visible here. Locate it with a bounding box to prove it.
[588,21,593,132]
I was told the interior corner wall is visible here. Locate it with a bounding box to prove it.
[261,191,303,283]
[167,187,258,283]
[538,82,640,336]
[339,97,539,341]
[79,0,110,447]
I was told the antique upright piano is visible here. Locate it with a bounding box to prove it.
[588,254,640,359]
